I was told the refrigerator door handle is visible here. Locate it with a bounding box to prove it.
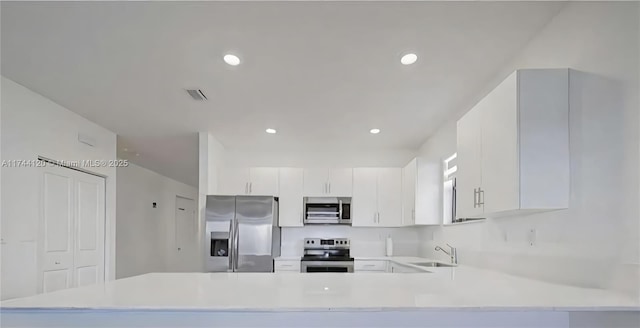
[234,219,240,270]
[228,220,234,271]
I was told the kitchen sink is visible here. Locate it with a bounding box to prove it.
[411,262,456,268]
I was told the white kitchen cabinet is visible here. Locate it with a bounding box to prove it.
[401,159,416,226]
[218,168,279,196]
[327,168,353,196]
[218,168,250,195]
[387,262,422,273]
[303,168,328,196]
[249,168,279,196]
[303,168,353,197]
[274,260,301,272]
[456,69,569,218]
[354,260,387,272]
[352,168,402,227]
[401,158,442,226]
[456,105,484,218]
[278,168,304,227]
[377,168,402,227]
[352,168,378,226]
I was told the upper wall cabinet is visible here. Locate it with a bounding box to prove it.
[218,167,279,196]
[402,158,441,226]
[456,69,569,219]
[278,168,304,227]
[352,168,402,227]
[303,168,353,197]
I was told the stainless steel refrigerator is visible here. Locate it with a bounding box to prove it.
[205,196,281,272]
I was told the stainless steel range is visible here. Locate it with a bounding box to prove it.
[300,238,354,273]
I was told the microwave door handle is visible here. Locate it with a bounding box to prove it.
[339,200,343,220]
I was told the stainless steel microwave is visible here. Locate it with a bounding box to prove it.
[303,197,351,225]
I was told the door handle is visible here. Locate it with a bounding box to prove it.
[473,188,478,208]
[328,183,331,194]
[245,182,249,195]
[478,189,485,207]
[249,182,252,194]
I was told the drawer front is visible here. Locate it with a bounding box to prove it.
[354,260,387,272]
[275,261,301,272]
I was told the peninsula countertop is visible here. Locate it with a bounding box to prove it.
[2,263,638,312]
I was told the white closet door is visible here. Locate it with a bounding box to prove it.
[38,165,106,293]
[175,196,198,272]
[40,167,74,293]
[72,171,105,287]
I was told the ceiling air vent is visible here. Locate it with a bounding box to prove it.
[186,89,207,101]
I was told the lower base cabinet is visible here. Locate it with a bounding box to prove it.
[355,260,424,273]
[354,260,388,272]
[274,260,301,272]
[387,262,422,273]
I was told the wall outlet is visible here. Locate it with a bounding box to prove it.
[528,229,536,246]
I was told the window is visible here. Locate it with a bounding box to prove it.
[443,153,457,225]
[444,152,484,224]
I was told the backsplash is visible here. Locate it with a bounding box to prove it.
[280,226,422,257]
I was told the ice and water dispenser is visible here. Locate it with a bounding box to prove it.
[210,232,229,257]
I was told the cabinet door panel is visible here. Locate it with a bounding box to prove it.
[327,168,353,196]
[278,168,304,227]
[249,168,279,196]
[219,168,250,195]
[303,169,329,196]
[402,160,417,226]
[481,72,519,214]
[352,168,378,226]
[377,168,403,227]
[456,104,484,218]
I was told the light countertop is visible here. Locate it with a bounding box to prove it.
[2,259,638,312]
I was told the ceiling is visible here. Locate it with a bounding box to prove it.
[1,1,565,186]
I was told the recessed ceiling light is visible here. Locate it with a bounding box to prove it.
[223,54,241,66]
[265,128,277,134]
[135,153,140,157]
[370,128,381,134]
[123,148,128,152]
[400,53,418,65]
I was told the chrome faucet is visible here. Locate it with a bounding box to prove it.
[435,244,457,265]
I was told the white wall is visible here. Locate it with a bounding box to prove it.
[0,77,117,300]
[418,2,639,297]
[281,226,421,258]
[197,132,226,271]
[116,163,197,279]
